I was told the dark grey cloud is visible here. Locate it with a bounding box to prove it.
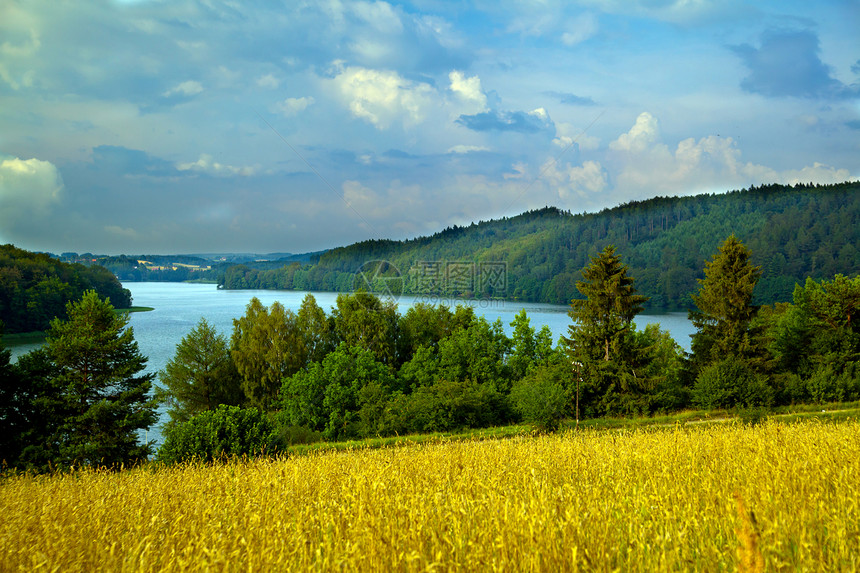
[456,110,553,133]
[732,29,858,99]
[544,91,597,106]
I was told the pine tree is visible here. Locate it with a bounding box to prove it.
[46,290,157,467]
[689,235,763,367]
[688,236,773,409]
[563,245,649,417]
[156,318,244,428]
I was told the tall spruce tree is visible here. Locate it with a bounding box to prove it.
[46,291,157,467]
[689,235,764,367]
[688,236,772,409]
[563,245,649,417]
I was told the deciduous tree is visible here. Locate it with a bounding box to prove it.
[231,298,305,410]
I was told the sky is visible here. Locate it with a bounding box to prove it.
[1,0,858,255]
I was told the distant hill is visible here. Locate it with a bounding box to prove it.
[0,244,132,334]
[66,251,326,282]
[218,181,860,311]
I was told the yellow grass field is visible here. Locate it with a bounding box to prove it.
[2,420,859,572]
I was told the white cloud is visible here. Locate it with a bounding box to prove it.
[778,162,856,185]
[609,112,659,153]
[553,122,600,151]
[0,155,63,232]
[256,74,279,89]
[449,70,488,112]
[275,96,315,117]
[349,1,404,34]
[604,113,858,198]
[561,12,598,46]
[162,80,203,97]
[176,154,257,177]
[447,145,491,154]
[0,26,40,90]
[328,63,434,129]
[543,158,608,199]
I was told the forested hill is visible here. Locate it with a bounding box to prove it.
[0,245,132,334]
[219,181,860,310]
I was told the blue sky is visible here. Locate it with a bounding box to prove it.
[1,0,858,254]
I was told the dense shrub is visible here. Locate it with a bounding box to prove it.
[509,364,569,431]
[157,405,277,464]
[805,362,860,404]
[692,357,773,410]
[384,379,511,435]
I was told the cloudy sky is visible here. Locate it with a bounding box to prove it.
[1,0,858,255]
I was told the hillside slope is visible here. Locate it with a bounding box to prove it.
[219,181,860,310]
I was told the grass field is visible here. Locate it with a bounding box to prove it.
[2,420,858,571]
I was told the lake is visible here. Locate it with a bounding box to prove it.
[8,282,696,446]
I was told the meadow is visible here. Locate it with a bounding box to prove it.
[1,420,859,571]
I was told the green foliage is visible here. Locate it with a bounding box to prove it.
[396,303,471,364]
[331,290,398,365]
[689,235,764,369]
[296,293,335,364]
[508,309,556,380]
[4,348,60,470]
[563,246,651,417]
[436,316,512,391]
[40,291,157,468]
[692,356,773,410]
[280,344,396,441]
[231,298,305,410]
[767,275,860,404]
[509,362,570,431]
[156,405,277,464]
[800,362,860,404]
[0,333,26,465]
[384,379,511,435]
[630,323,690,413]
[156,318,244,428]
[0,244,132,333]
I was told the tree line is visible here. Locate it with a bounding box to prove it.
[218,181,860,310]
[0,244,132,334]
[2,234,858,469]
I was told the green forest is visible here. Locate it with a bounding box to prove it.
[0,245,132,334]
[3,234,858,470]
[218,181,860,310]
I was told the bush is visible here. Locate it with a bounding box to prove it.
[384,379,511,435]
[805,362,860,404]
[157,405,277,464]
[692,357,773,410]
[509,364,569,431]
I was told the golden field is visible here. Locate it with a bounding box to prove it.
[2,420,859,572]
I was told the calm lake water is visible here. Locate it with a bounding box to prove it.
[8,282,696,447]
